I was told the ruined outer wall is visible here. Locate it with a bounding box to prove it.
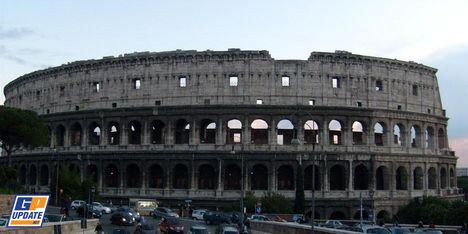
[3,49,443,117]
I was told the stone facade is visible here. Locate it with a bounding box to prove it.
[1,49,458,220]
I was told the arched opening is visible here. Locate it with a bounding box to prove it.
[200,119,216,144]
[19,165,27,185]
[150,120,165,144]
[438,128,446,149]
[128,121,142,145]
[86,164,98,183]
[411,125,420,148]
[226,119,242,144]
[352,121,364,145]
[450,168,455,188]
[328,120,342,145]
[175,119,190,144]
[440,167,447,189]
[413,167,423,190]
[329,211,346,220]
[224,164,241,190]
[104,164,119,187]
[425,127,434,149]
[428,167,437,189]
[88,122,101,145]
[125,164,141,188]
[374,122,385,146]
[353,210,369,220]
[329,164,346,190]
[198,164,217,189]
[277,165,294,190]
[396,166,408,190]
[251,119,269,144]
[251,164,268,190]
[148,164,164,188]
[39,165,49,186]
[55,125,65,147]
[353,164,369,190]
[376,166,389,190]
[108,122,120,145]
[29,165,37,186]
[276,119,294,145]
[173,164,189,189]
[68,164,80,175]
[70,123,82,146]
[393,124,405,146]
[304,120,319,144]
[304,165,321,190]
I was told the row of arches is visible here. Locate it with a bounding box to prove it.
[20,162,455,192]
[51,118,448,149]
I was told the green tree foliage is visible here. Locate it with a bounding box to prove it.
[50,166,100,205]
[0,166,25,194]
[261,191,293,214]
[294,164,305,214]
[223,191,258,213]
[457,176,468,192]
[398,196,468,225]
[0,106,48,166]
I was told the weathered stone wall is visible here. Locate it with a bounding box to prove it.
[0,195,15,215]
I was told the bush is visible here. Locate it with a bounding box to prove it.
[261,191,293,214]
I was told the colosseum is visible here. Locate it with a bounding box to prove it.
[1,49,459,220]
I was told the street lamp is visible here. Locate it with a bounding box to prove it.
[53,148,60,206]
[230,144,245,233]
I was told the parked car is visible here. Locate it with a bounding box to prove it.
[358,225,391,234]
[92,202,112,214]
[265,214,286,222]
[189,225,209,234]
[159,217,184,234]
[191,209,206,220]
[116,207,141,222]
[249,214,270,221]
[203,211,231,225]
[111,228,131,234]
[70,200,85,210]
[413,228,443,234]
[290,214,306,223]
[151,207,179,219]
[140,222,156,234]
[321,220,345,229]
[216,225,239,234]
[390,227,412,234]
[76,204,102,218]
[110,211,136,226]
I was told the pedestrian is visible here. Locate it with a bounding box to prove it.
[429,222,435,229]
[134,223,143,234]
[461,222,467,234]
[95,222,104,234]
[418,220,424,228]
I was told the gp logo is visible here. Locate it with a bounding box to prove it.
[7,195,50,228]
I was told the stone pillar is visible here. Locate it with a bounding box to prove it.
[297,119,304,143]
[120,161,125,189]
[166,119,174,145]
[121,119,128,145]
[81,121,88,147]
[269,119,277,145]
[141,162,147,191]
[98,160,103,191]
[408,162,413,196]
[100,119,107,146]
[190,119,197,145]
[243,117,251,145]
[217,118,225,145]
[167,163,172,189]
[217,159,223,191]
[323,117,329,146]
[323,157,329,192]
[390,162,395,198]
[191,161,196,190]
[270,163,276,191]
[348,160,353,192]
[387,118,393,147]
[142,119,149,145]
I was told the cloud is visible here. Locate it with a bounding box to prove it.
[0,26,35,40]
[0,45,48,67]
[450,137,468,167]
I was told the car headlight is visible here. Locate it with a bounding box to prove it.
[122,218,126,222]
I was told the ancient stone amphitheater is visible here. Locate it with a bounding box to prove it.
[1,49,458,220]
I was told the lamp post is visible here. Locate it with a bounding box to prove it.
[53,148,60,206]
[231,144,245,233]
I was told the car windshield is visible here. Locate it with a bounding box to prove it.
[367,228,391,234]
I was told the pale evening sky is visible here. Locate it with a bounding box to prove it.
[1,0,468,165]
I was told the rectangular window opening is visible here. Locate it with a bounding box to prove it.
[332,77,341,88]
[112,103,117,108]
[229,76,238,86]
[204,99,210,105]
[256,99,263,105]
[397,105,402,110]
[179,77,187,87]
[357,102,362,107]
[412,85,418,96]
[93,82,100,92]
[282,76,290,87]
[309,99,315,106]
[233,133,241,143]
[134,79,141,89]
[376,80,383,91]
[155,100,161,106]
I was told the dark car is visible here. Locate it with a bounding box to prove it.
[189,225,208,234]
[76,204,102,218]
[110,211,136,226]
[159,217,184,234]
[116,207,141,222]
[112,229,131,234]
[203,211,231,225]
[150,207,179,219]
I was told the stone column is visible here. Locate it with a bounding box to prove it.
[121,118,128,145]
[348,160,353,192]
[100,119,107,146]
[141,162,147,192]
[269,119,277,145]
[142,119,149,145]
[270,163,276,191]
[98,160,103,192]
[297,119,304,143]
[190,119,197,145]
[81,121,88,147]
[166,119,174,145]
[191,161,196,190]
[323,157,329,192]
[243,117,251,145]
[217,118,225,145]
[217,159,223,191]
[322,117,329,146]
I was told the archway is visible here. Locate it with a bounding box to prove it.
[276,119,294,145]
[413,167,423,190]
[374,122,385,146]
[329,211,346,220]
[108,122,120,145]
[304,165,321,190]
[353,164,369,190]
[396,166,408,190]
[173,164,189,189]
[39,165,49,186]
[226,119,242,144]
[88,122,101,145]
[376,166,389,190]
[393,124,405,146]
[352,121,365,145]
[200,119,216,144]
[86,164,98,183]
[277,165,294,190]
[175,119,190,144]
[428,167,437,189]
[126,164,142,188]
[55,125,65,147]
[19,165,27,185]
[104,164,119,187]
[148,164,164,188]
[128,121,142,145]
[328,120,342,145]
[440,167,447,189]
[251,119,269,144]
[29,165,37,186]
[251,164,268,190]
[329,165,346,190]
[198,164,217,189]
[70,123,82,146]
[151,120,165,144]
[224,164,241,190]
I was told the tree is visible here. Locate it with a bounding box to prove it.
[0,166,24,194]
[294,164,305,214]
[0,106,48,166]
[261,191,293,214]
